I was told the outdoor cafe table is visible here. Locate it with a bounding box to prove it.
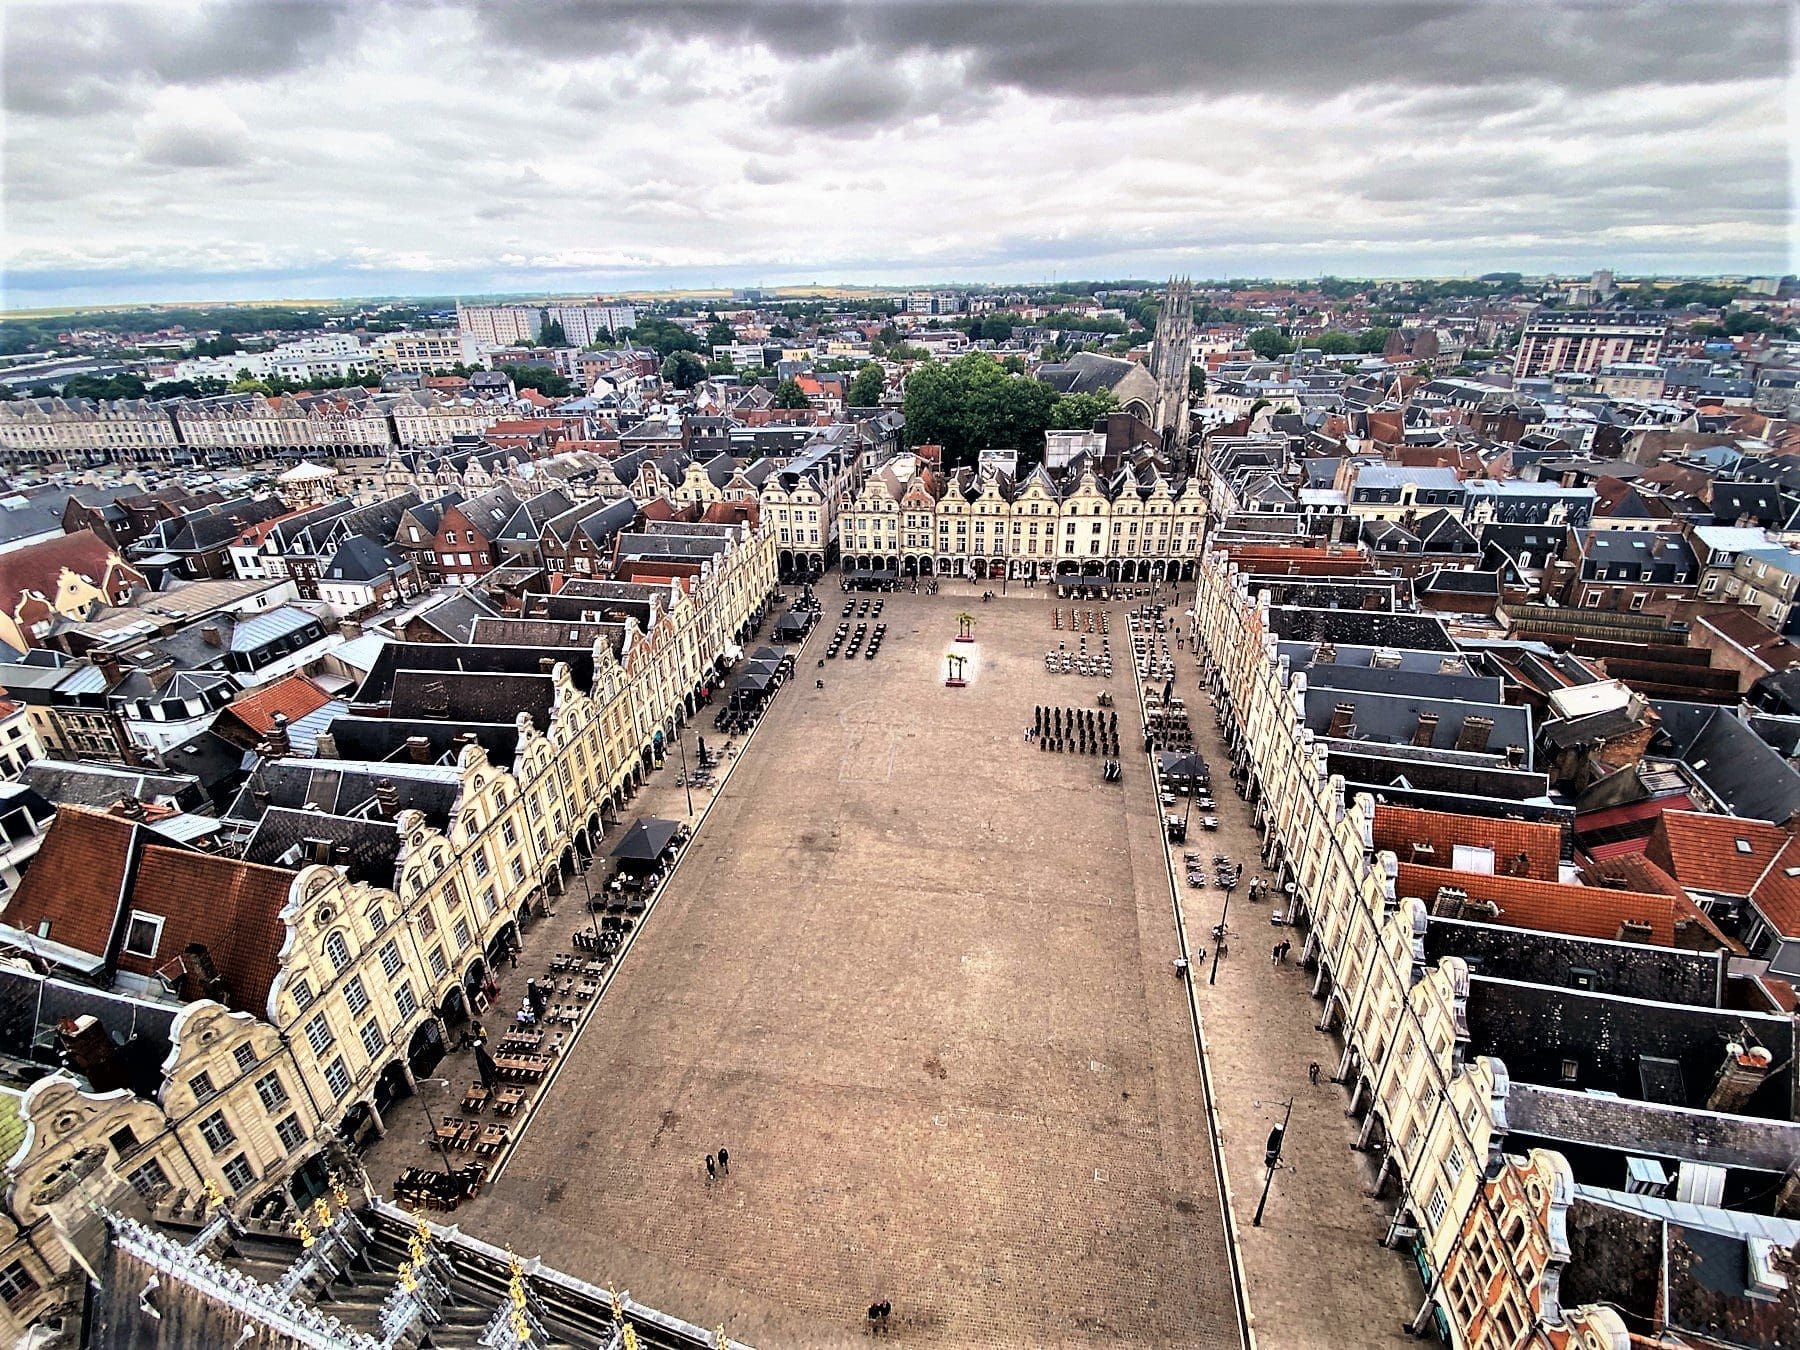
[494,1087,527,1117]
[476,1124,511,1156]
[495,1053,551,1082]
[461,1083,490,1113]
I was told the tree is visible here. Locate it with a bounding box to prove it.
[773,378,811,409]
[707,356,736,377]
[901,353,1058,469]
[540,318,568,347]
[1315,331,1357,355]
[1189,364,1207,399]
[661,351,707,389]
[1048,390,1117,430]
[1247,327,1294,360]
[500,363,573,397]
[979,313,1016,342]
[1356,326,1393,354]
[705,320,735,349]
[848,363,885,407]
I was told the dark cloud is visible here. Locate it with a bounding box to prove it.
[473,1,1788,101]
[3,0,356,114]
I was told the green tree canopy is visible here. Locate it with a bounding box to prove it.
[707,356,736,377]
[772,378,812,409]
[540,318,568,347]
[500,363,573,397]
[1314,330,1357,355]
[1047,390,1117,430]
[631,317,703,359]
[705,320,736,348]
[660,351,707,389]
[848,363,885,406]
[901,353,1058,469]
[1247,327,1294,360]
[1356,326,1393,354]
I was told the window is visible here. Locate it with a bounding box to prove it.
[220,1154,255,1192]
[1560,1057,1579,1082]
[359,1019,384,1062]
[473,849,491,880]
[324,930,352,973]
[123,911,164,958]
[0,1259,41,1309]
[428,945,448,979]
[344,973,373,1017]
[510,858,526,885]
[416,908,437,938]
[198,1110,236,1153]
[188,1072,217,1103]
[379,939,403,979]
[276,1114,307,1151]
[108,1125,139,1156]
[128,1159,170,1201]
[255,1070,288,1111]
[303,1012,334,1056]
[232,1043,257,1073]
[453,918,471,949]
[323,1056,351,1099]
[482,888,498,917]
[1445,1146,1465,1183]
[395,982,418,1019]
[367,905,388,934]
[290,977,314,1010]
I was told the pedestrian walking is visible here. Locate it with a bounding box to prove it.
[705,1154,716,1182]
[868,1302,882,1334]
[879,1301,891,1328]
[1308,1061,1321,1086]
[717,1146,729,1175]
[1272,942,1282,965]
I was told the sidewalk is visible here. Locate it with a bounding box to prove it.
[1154,614,1418,1348]
[359,603,805,1202]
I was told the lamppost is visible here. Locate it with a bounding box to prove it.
[1253,1096,1295,1226]
[415,1077,454,1175]
[1209,877,1233,986]
[677,727,695,818]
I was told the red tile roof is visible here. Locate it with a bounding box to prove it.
[0,529,142,631]
[1,807,138,955]
[218,674,332,737]
[1372,805,1561,881]
[1747,835,1800,940]
[113,846,293,1014]
[1646,811,1789,897]
[1394,861,1687,945]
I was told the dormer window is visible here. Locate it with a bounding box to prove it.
[123,912,164,959]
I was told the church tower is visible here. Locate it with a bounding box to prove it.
[1149,276,1194,451]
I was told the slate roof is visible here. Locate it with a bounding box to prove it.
[21,759,205,811]
[243,807,402,888]
[1304,686,1531,757]
[1264,606,1456,652]
[322,535,410,583]
[1508,1082,1800,1172]
[1651,703,1800,822]
[322,715,521,768]
[226,757,461,828]
[389,668,556,727]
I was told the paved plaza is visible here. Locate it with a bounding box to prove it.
[472,586,1244,1348]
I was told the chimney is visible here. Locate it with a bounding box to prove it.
[96,654,123,685]
[1508,850,1532,877]
[182,944,228,1003]
[146,660,177,691]
[406,735,433,764]
[306,837,332,866]
[539,657,556,673]
[1503,745,1525,768]
[421,680,449,717]
[266,713,291,758]
[1313,641,1337,665]
[1412,711,1439,748]
[1706,1041,1775,1114]
[338,619,363,642]
[1454,715,1494,752]
[114,795,145,821]
[200,624,222,647]
[1328,703,1357,738]
[1431,886,1468,919]
[58,1016,129,1093]
[1615,918,1653,943]
[375,778,400,819]
[251,788,271,810]
[313,731,338,760]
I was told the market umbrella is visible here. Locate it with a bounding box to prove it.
[611,817,680,867]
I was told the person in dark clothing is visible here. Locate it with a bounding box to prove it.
[705,1154,716,1182]
[868,1302,883,1333]
[1308,1061,1322,1086]
[717,1147,729,1175]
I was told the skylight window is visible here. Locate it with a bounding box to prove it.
[1736,839,1754,854]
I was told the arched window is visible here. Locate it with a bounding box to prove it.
[324,930,352,974]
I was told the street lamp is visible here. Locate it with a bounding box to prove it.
[1253,1096,1295,1226]
[1209,879,1233,986]
[414,1077,454,1175]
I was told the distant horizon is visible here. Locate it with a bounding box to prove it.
[3,267,1789,321]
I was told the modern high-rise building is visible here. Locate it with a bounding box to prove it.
[454,303,541,346]
[1514,309,1668,378]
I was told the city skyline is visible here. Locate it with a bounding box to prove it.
[2,0,1792,308]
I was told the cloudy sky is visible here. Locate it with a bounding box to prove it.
[2,0,1793,307]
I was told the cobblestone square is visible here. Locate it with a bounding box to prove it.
[477,588,1243,1348]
